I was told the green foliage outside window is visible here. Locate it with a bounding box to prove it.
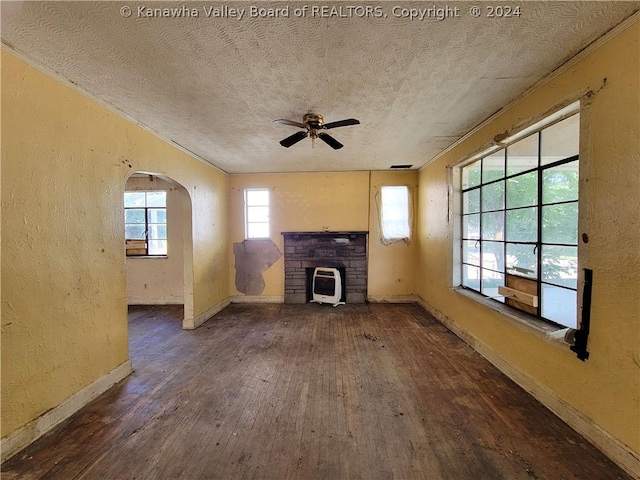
[460,112,580,328]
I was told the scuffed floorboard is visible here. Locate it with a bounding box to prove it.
[1,304,631,479]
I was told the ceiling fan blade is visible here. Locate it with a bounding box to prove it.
[318,133,344,150]
[322,118,360,129]
[280,131,308,148]
[273,119,307,129]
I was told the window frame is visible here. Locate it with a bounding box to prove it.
[244,188,270,239]
[455,104,580,330]
[124,190,168,257]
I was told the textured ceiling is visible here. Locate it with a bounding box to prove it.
[2,1,638,173]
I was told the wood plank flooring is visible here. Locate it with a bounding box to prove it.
[2,303,631,479]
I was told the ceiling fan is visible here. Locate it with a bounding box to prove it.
[273,113,360,150]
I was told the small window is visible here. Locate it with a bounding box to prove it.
[460,111,579,328]
[124,191,167,256]
[379,186,411,244]
[245,189,270,239]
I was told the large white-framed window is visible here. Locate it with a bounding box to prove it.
[124,191,168,256]
[244,188,270,239]
[458,105,580,329]
[379,185,412,244]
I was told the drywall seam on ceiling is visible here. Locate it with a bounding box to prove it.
[418,10,640,172]
[0,46,229,175]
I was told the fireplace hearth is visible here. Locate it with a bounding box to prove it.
[282,231,368,304]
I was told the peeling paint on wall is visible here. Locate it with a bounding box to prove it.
[233,239,282,295]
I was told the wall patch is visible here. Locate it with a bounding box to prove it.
[233,239,282,295]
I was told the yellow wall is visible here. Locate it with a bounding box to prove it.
[416,21,640,454]
[229,171,417,299]
[368,171,418,299]
[229,172,369,297]
[0,51,229,437]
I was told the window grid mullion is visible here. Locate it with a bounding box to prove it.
[540,154,579,170]
[503,147,508,293]
[536,131,543,316]
[479,158,484,294]
[540,280,577,291]
[480,264,504,275]
[145,206,149,254]
[540,199,579,209]
[541,242,579,248]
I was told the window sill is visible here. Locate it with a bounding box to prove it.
[126,255,168,259]
[381,237,411,245]
[452,286,574,346]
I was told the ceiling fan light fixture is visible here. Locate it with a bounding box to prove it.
[274,113,359,150]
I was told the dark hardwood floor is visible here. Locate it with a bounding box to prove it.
[2,303,630,479]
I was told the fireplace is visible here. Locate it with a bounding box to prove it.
[282,231,368,304]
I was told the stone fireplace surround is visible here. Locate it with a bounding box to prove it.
[282,231,368,304]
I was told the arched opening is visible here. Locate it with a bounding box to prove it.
[124,172,194,328]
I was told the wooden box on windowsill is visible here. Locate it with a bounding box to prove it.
[125,239,147,256]
[499,274,538,315]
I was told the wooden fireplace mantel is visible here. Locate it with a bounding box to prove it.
[281,231,368,238]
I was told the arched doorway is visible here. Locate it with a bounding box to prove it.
[124,172,194,328]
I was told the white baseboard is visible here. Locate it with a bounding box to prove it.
[416,297,640,479]
[1,360,133,463]
[231,295,284,304]
[127,297,184,305]
[368,295,420,304]
[186,297,232,329]
[185,296,285,329]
